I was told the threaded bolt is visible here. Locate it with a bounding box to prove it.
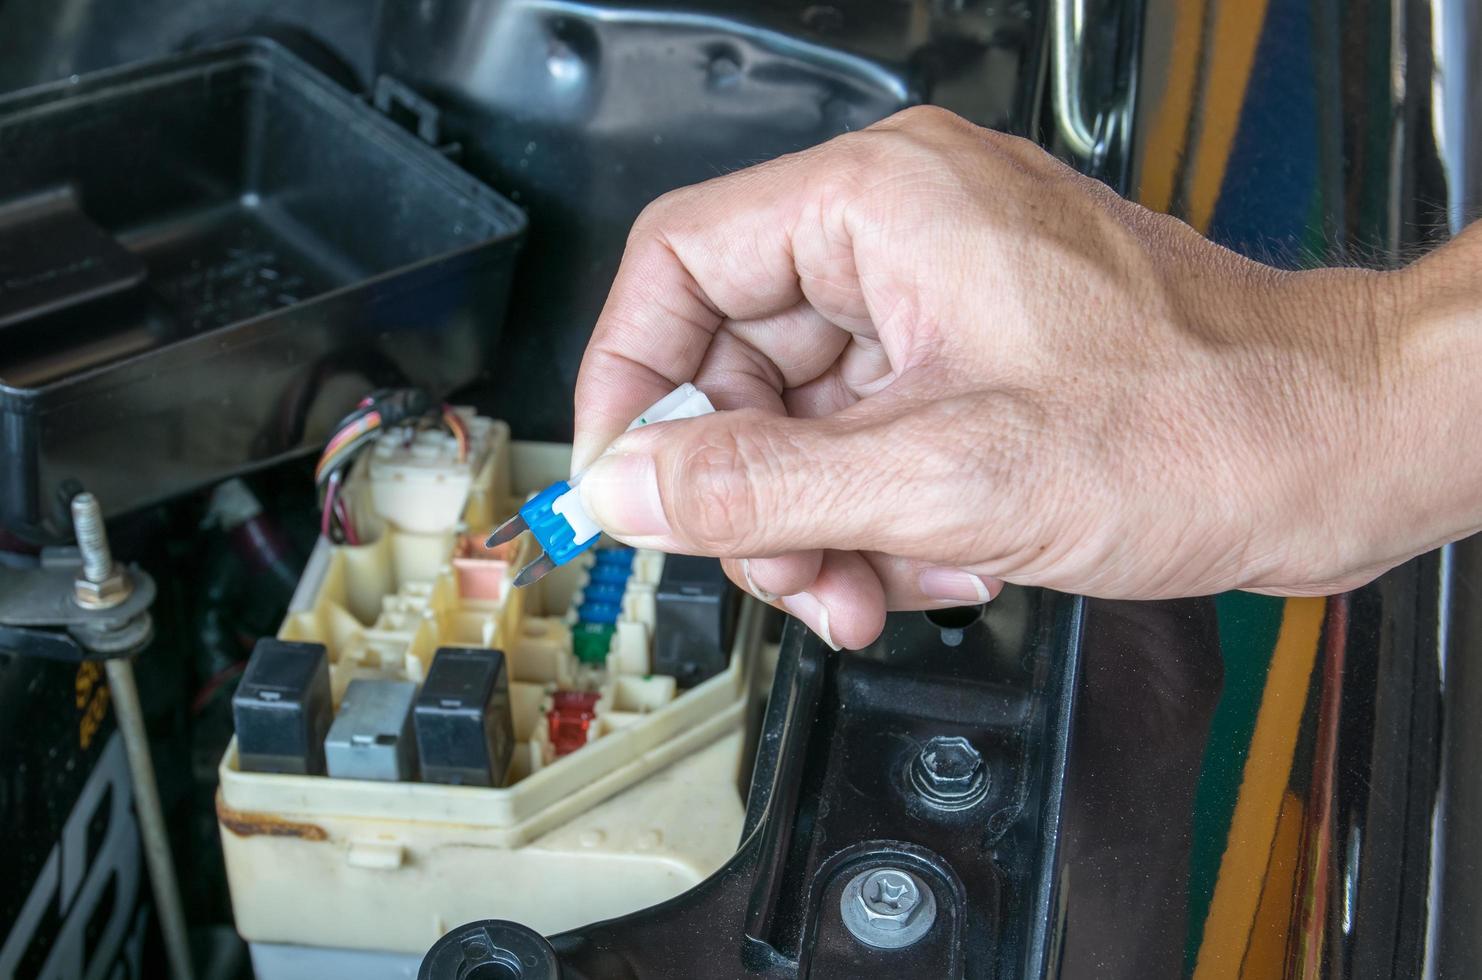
[72,493,114,583]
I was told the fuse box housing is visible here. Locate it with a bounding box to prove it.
[216,416,767,973]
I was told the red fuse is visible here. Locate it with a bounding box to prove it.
[547,691,600,756]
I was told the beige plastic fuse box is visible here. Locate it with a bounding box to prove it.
[217,412,766,962]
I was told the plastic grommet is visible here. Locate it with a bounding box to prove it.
[419,919,561,980]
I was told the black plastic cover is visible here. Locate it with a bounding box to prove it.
[0,187,146,330]
[653,555,738,688]
[232,638,332,776]
[414,647,513,787]
[0,38,526,540]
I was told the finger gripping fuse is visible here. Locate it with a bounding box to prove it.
[487,383,715,586]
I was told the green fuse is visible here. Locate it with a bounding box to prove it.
[572,622,616,665]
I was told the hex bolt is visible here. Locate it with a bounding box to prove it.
[911,735,988,811]
[71,492,113,583]
[839,866,937,949]
[859,868,922,926]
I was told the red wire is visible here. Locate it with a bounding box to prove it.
[335,493,359,545]
[321,470,340,540]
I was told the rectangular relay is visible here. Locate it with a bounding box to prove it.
[324,679,418,782]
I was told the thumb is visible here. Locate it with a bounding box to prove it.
[576,407,918,557]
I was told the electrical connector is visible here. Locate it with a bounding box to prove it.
[486,384,714,586]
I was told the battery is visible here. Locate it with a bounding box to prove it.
[233,639,333,775]
[324,679,418,782]
[414,648,514,787]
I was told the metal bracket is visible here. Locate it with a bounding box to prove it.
[0,557,157,661]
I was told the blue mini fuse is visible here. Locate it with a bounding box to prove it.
[589,561,632,586]
[577,600,622,625]
[577,580,626,606]
[487,384,714,587]
[595,548,635,569]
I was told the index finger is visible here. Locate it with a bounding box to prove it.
[570,141,870,469]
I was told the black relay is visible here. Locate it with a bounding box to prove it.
[654,555,739,688]
[414,647,515,787]
[232,639,333,775]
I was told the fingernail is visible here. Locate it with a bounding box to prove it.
[741,559,779,603]
[578,453,670,537]
[919,567,995,604]
[781,591,840,650]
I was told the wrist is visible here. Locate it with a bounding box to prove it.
[1220,260,1447,591]
[1377,237,1482,557]
[1273,239,1482,590]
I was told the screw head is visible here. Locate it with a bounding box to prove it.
[857,869,922,928]
[839,866,937,949]
[911,735,987,810]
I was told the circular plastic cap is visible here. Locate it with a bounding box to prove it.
[419,920,561,980]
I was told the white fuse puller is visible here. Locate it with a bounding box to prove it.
[486,383,716,586]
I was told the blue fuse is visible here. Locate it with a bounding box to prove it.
[576,580,626,606]
[589,562,632,587]
[595,548,636,569]
[487,384,714,586]
[578,600,622,625]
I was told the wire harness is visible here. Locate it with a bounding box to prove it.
[314,389,470,544]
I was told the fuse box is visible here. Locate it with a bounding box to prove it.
[216,413,766,977]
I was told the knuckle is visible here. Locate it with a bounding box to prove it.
[628,188,687,242]
[670,428,770,553]
[820,129,885,182]
[888,104,965,134]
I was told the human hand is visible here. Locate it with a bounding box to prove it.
[571,105,1462,649]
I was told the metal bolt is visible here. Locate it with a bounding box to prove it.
[72,492,113,583]
[839,867,936,949]
[859,869,922,925]
[911,735,988,811]
[71,492,132,609]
